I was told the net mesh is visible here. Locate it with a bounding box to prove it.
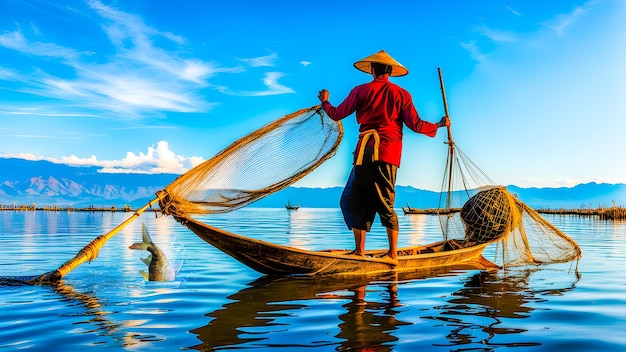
[460,186,522,244]
[438,145,581,268]
[159,105,342,215]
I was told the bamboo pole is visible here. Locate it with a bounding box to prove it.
[29,195,163,284]
[438,67,455,208]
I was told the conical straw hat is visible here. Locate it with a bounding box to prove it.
[353,50,409,77]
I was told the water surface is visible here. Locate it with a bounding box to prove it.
[1,209,625,351]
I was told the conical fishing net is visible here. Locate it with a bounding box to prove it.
[15,105,342,285]
[158,105,343,216]
[437,145,581,268]
[425,68,581,268]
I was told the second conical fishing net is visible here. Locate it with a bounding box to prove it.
[158,105,343,216]
[437,145,581,268]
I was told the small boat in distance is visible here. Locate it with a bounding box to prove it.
[402,202,460,215]
[285,201,300,210]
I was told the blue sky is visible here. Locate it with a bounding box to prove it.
[1,0,625,191]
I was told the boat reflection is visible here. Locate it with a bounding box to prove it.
[189,265,484,351]
[189,265,580,351]
[428,267,580,349]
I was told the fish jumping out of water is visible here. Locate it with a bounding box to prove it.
[129,223,176,281]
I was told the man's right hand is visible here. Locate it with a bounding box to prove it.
[318,89,329,103]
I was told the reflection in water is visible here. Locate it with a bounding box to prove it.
[286,208,318,249]
[44,281,138,347]
[190,267,467,351]
[1,210,590,351]
[285,208,350,250]
[428,267,580,350]
[189,266,580,351]
[50,281,167,349]
[46,281,176,349]
[51,281,118,328]
[402,213,428,246]
[335,280,411,351]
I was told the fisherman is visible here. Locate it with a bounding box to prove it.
[317,50,450,264]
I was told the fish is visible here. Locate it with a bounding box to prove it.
[129,223,176,281]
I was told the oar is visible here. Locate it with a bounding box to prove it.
[29,194,164,284]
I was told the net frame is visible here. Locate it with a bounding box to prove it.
[434,68,580,268]
[159,105,343,216]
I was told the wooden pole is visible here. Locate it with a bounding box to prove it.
[29,195,163,284]
[438,67,455,208]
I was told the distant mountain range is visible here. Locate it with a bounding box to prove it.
[1,158,625,209]
[0,158,177,208]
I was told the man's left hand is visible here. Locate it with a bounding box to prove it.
[437,116,450,128]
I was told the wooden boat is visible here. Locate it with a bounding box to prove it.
[402,204,461,215]
[174,214,498,276]
[285,201,300,210]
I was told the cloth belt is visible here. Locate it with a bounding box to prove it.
[355,129,380,165]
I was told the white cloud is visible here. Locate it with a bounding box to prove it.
[474,24,517,43]
[0,106,99,117]
[0,30,87,60]
[0,141,204,174]
[505,5,521,16]
[460,3,591,64]
[460,40,486,62]
[238,53,279,67]
[88,0,185,47]
[0,67,18,80]
[0,1,231,118]
[0,1,300,119]
[541,5,588,36]
[300,61,312,67]
[5,134,77,140]
[232,72,295,96]
[260,72,295,94]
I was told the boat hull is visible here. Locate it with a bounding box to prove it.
[177,215,497,276]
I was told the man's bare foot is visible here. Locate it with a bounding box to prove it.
[346,249,364,256]
[379,254,398,266]
[379,251,397,259]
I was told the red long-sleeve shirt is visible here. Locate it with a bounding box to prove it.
[321,76,438,167]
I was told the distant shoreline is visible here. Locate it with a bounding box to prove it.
[3,204,625,219]
[0,204,157,212]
